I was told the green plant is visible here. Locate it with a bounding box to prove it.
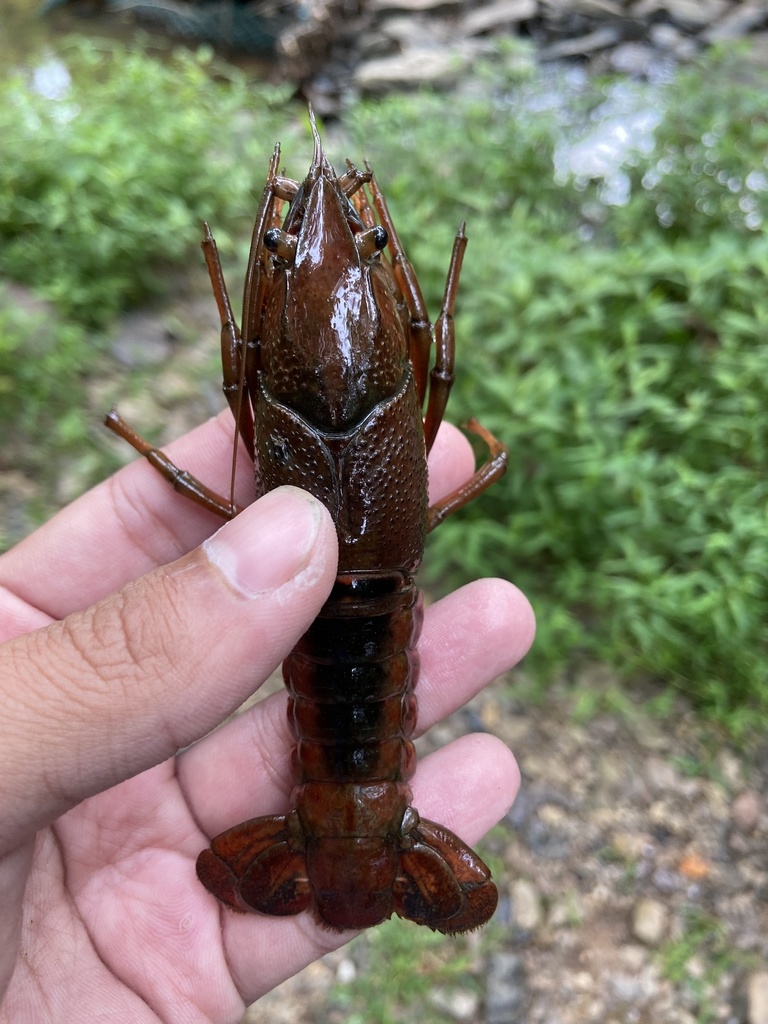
[612,46,768,241]
[661,907,756,1024]
[341,54,768,728]
[330,917,488,1024]
[0,39,293,326]
[0,284,90,460]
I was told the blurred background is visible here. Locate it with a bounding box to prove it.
[1,1,767,1020]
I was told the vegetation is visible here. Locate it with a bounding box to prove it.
[329,917,490,1024]
[0,39,293,325]
[661,906,757,1024]
[0,286,89,473]
[348,50,768,729]
[0,39,294,514]
[1,40,766,726]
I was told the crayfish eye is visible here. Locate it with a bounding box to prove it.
[355,225,388,260]
[263,228,297,261]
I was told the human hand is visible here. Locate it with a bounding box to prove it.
[0,412,535,1024]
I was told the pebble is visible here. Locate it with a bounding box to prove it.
[678,851,711,880]
[462,0,537,34]
[110,311,174,368]
[511,878,543,932]
[353,48,471,90]
[703,0,768,41]
[485,953,527,1024]
[718,751,745,791]
[631,898,669,946]
[649,21,685,50]
[547,891,584,928]
[612,830,651,860]
[732,790,762,833]
[369,0,462,11]
[335,958,356,984]
[644,757,682,795]
[652,867,682,893]
[633,0,728,29]
[541,24,621,59]
[749,971,768,1024]
[610,41,659,76]
[429,986,479,1021]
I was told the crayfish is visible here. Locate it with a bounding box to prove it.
[107,110,507,933]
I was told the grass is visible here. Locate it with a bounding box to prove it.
[329,917,496,1024]
[661,907,758,1024]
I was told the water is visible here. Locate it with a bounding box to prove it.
[499,59,766,233]
[0,0,142,72]
[0,0,273,81]
[553,80,664,208]
[507,63,667,210]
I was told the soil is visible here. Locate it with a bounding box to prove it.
[240,670,768,1024]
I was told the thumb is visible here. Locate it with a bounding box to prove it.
[0,486,337,850]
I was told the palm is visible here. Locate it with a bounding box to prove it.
[16,764,225,1023]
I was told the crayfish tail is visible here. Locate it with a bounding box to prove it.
[197,812,311,917]
[393,817,498,934]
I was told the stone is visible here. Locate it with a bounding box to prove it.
[462,0,536,35]
[612,830,651,860]
[111,311,174,368]
[543,0,622,16]
[429,987,479,1021]
[631,898,668,946]
[702,1,768,42]
[511,878,543,932]
[1,280,56,324]
[631,0,728,27]
[748,971,768,1024]
[652,867,682,893]
[732,790,762,833]
[609,41,657,76]
[378,14,435,45]
[747,31,768,67]
[523,810,573,859]
[649,799,691,839]
[370,0,462,11]
[649,21,683,49]
[353,48,471,91]
[644,757,681,795]
[618,944,650,971]
[335,958,356,983]
[678,851,710,880]
[718,750,746,790]
[574,0,625,12]
[547,891,584,928]
[542,25,622,60]
[486,953,527,1024]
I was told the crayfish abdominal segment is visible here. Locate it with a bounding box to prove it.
[106,109,508,933]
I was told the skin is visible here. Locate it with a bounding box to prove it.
[0,411,535,1024]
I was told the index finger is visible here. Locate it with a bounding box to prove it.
[0,413,475,625]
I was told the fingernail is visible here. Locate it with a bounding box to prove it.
[204,487,323,597]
